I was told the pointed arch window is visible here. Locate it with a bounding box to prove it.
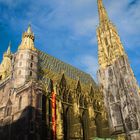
[112,105,122,125]
[30,71,32,76]
[36,94,42,108]
[31,55,34,60]
[5,106,12,116]
[30,63,33,68]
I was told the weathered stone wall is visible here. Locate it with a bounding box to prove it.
[98,55,140,139]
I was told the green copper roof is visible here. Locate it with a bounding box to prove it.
[38,50,96,85]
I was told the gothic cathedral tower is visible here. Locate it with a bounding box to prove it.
[13,25,38,87]
[97,0,140,139]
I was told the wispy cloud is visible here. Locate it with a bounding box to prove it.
[0,0,140,84]
[76,55,99,81]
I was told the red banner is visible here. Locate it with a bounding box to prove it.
[52,91,56,140]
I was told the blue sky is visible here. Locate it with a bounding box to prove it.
[0,0,140,85]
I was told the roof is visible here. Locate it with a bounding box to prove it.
[38,50,96,86]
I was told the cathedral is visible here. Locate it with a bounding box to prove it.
[0,0,139,140]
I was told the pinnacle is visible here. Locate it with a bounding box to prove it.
[27,24,33,34]
[7,42,11,55]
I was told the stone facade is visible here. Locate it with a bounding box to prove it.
[0,25,109,140]
[97,0,140,140]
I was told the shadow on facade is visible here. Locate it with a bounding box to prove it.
[0,106,53,140]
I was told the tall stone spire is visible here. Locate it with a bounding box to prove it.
[97,0,109,24]
[18,24,36,51]
[97,1,140,139]
[97,0,125,68]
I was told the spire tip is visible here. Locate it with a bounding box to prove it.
[27,24,32,34]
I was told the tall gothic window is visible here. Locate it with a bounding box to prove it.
[111,104,122,126]
[31,55,34,60]
[36,94,42,108]
[30,71,32,76]
[114,105,122,125]
[19,96,22,110]
[5,106,12,116]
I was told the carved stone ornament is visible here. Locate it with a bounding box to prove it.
[73,100,79,116]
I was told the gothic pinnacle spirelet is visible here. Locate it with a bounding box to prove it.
[97,0,125,68]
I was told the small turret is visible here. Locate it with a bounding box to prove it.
[18,25,36,51]
[0,43,12,80]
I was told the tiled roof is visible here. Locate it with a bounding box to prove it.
[38,50,96,85]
